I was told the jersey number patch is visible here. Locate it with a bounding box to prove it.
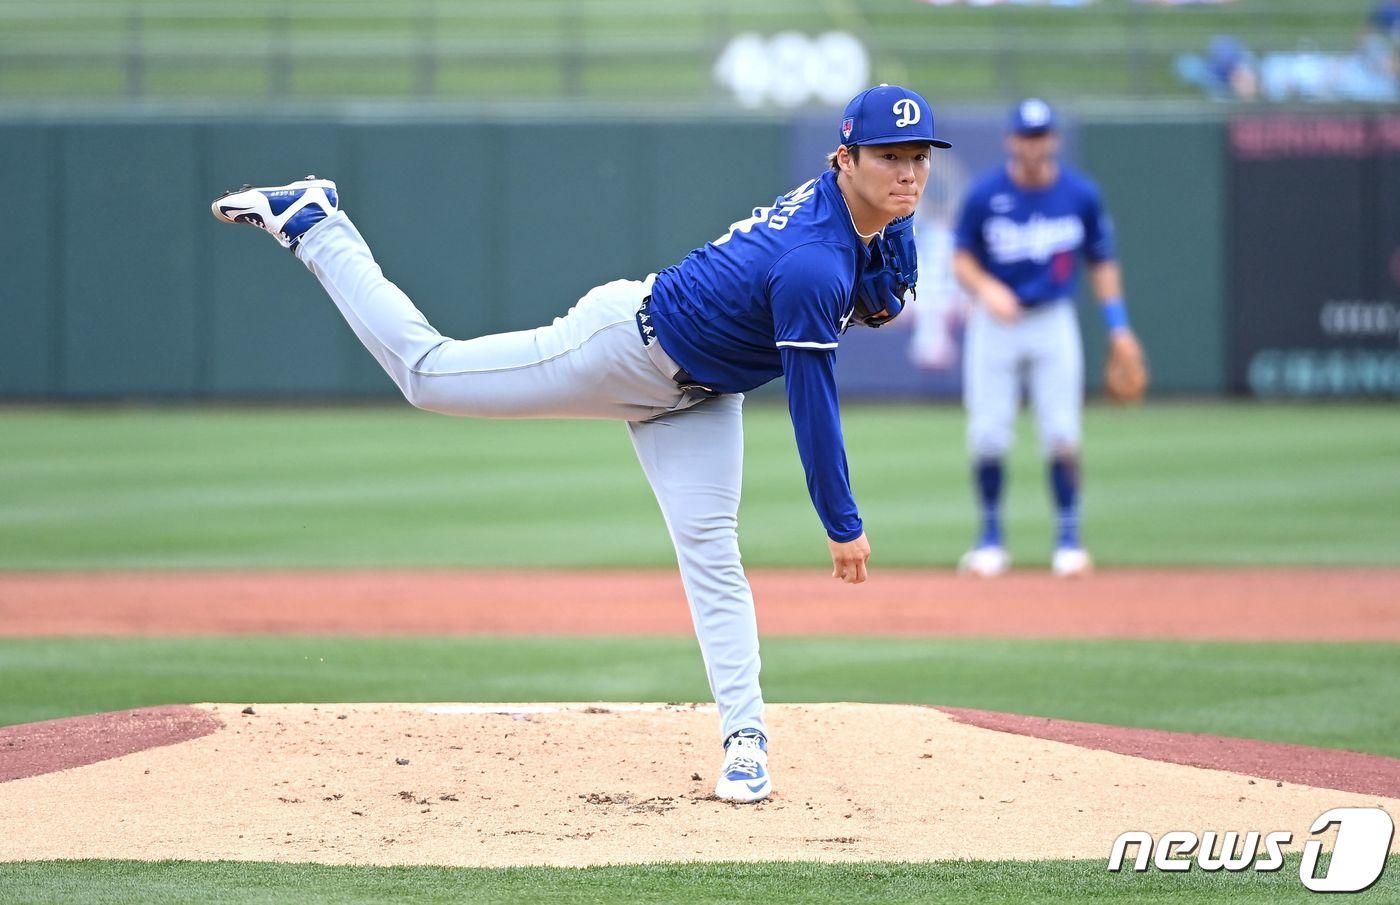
[712,179,818,246]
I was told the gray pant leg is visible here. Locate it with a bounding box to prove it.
[963,306,1022,458]
[627,394,765,743]
[296,211,763,739]
[295,212,686,420]
[1026,303,1084,456]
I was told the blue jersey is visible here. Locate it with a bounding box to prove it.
[647,169,871,543]
[649,169,869,394]
[954,164,1114,307]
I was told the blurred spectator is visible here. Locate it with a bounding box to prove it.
[1178,19,1398,104]
[1366,1,1400,91]
[1344,2,1400,101]
[919,0,1097,6]
[1176,35,1259,101]
[1371,0,1400,39]
[1337,32,1400,101]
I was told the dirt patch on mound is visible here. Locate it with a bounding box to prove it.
[938,708,1400,799]
[0,705,221,783]
[1,569,1396,640]
[0,703,1395,867]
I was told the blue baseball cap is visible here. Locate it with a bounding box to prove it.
[1009,98,1057,136]
[840,84,952,150]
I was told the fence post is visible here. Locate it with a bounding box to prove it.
[561,0,583,98]
[706,4,733,102]
[126,3,145,98]
[269,6,292,97]
[416,0,437,96]
[1128,0,1149,98]
[996,24,1021,98]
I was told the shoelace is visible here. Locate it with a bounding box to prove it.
[725,754,761,779]
[725,737,764,778]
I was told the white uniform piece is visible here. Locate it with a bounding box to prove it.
[296,212,766,742]
[906,220,966,371]
[962,301,1083,459]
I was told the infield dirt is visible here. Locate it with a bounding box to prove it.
[2,702,1397,867]
[2,568,1397,640]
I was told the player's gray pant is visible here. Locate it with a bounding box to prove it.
[295,212,765,742]
[963,302,1083,458]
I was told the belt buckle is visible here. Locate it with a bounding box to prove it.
[674,369,718,399]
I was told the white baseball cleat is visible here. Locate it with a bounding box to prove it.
[958,545,1010,577]
[1052,547,1093,578]
[211,176,338,251]
[714,729,771,803]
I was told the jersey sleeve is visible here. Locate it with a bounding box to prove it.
[1081,181,1116,263]
[767,242,856,351]
[780,345,863,543]
[954,188,987,254]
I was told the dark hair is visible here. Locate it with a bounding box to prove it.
[827,145,860,170]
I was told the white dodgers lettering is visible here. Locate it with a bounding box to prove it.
[983,213,1084,265]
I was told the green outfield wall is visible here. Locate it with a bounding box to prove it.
[1079,119,1227,395]
[0,111,788,400]
[0,109,1232,400]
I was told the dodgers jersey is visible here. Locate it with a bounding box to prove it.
[647,168,872,542]
[954,163,1114,307]
[648,169,870,393]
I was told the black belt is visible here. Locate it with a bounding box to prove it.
[636,296,719,398]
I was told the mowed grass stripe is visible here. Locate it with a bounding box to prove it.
[1,637,1397,757]
[0,856,1393,905]
[1,403,1397,569]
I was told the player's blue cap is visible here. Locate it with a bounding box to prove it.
[1009,98,1057,136]
[840,84,952,149]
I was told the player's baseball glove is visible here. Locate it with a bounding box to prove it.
[854,213,918,328]
[1103,338,1149,404]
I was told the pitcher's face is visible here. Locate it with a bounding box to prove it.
[845,142,931,223]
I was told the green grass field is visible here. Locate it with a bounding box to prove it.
[4,637,1399,755]
[3,634,1398,902]
[2,402,1398,570]
[2,402,1398,902]
[6,857,1397,905]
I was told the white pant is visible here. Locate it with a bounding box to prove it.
[963,302,1083,459]
[296,212,765,742]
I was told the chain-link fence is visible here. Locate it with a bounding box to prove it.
[0,0,1385,104]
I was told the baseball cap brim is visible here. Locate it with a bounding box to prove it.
[855,135,953,149]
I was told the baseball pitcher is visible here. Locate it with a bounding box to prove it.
[952,98,1146,578]
[211,85,949,802]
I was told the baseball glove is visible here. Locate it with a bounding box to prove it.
[854,213,918,328]
[1104,337,1149,404]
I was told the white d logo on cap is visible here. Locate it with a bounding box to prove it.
[892,98,921,128]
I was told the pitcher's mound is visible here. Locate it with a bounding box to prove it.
[0,702,1395,867]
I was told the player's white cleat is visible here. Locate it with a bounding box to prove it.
[211,176,338,251]
[714,729,771,803]
[1051,547,1093,578]
[958,545,1010,578]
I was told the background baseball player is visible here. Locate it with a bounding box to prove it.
[952,98,1145,578]
[211,85,948,802]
